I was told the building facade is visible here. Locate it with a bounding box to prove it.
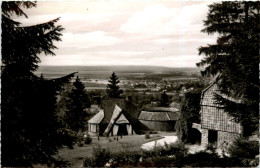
[193,82,242,152]
[138,107,179,131]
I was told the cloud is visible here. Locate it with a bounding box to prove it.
[148,55,202,67]
[13,12,122,33]
[120,4,174,35]
[39,54,200,67]
[153,37,216,44]
[120,3,210,36]
[13,1,217,67]
[88,51,151,56]
[153,38,173,44]
[57,31,120,49]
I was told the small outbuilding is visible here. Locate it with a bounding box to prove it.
[88,109,104,134]
[138,107,179,131]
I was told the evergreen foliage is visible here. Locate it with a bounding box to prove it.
[56,83,73,124]
[228,138,259,167]
[106,72,123,98]
[160,91,169,107]
[64,76,91,132]
[197,1,260,135]
[2,2,76,166]
[176,91,201,143]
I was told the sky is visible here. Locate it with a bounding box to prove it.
[13,1,218,67]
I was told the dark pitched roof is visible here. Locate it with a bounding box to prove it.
[100,99,140,124]
[139,107,179,121]
[201,82,241,107]
[100,99,149,134]
[138,110,179,121]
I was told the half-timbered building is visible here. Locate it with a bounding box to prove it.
[192,81,242,152]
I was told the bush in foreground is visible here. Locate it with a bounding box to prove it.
[110,149,142,167]
[228,138,259,167]
[142,142,187,159]
[82,140,258,167]
[145,132,150,139]
[83,145,111,167]
[84,134,92,144]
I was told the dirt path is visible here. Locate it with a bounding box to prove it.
[141,135,178,150]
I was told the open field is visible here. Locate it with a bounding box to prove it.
[57,133,167,167]
[35,66,200,80]
[35,66,201,91]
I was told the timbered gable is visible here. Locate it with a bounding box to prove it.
[200,83,242,134]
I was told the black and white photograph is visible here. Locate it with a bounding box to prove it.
[1,1,259,167]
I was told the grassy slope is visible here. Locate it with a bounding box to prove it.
[57,134,163,167]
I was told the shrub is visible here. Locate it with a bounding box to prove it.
[142,142,187,159]
[82,145,112,167]
[77,141,84,147]
[111,149,142,167]
[76,133,85,146]
[141,142,188,167]
[149,131,157,134]
[183,151,220,167]
[228,138,259,167]
[82,139,249,167]
[145,132,150,139]
[141,156,174,167]
[205,143,216,153]
[83,157,93,167]
[84,134,92,144]
[91,145,111,167]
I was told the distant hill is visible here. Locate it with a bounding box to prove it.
[36,65,200,73]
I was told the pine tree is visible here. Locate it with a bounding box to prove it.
[56,83,74,125]
[2,2,76,166]
[106,72,123,98]
[160,91,169,107]
[197,1,260,136]
[65,76,91,132]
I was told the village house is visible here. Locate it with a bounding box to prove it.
[165,90,177,96]
[88,99,143,136]
[192,81,243,152]
[138,107,179,131]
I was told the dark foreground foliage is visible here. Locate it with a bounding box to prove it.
[64,76,91,132]
[82,140,259,167]
[83,145,111,167]
[228,138,259,167]
[1,2,77,166]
